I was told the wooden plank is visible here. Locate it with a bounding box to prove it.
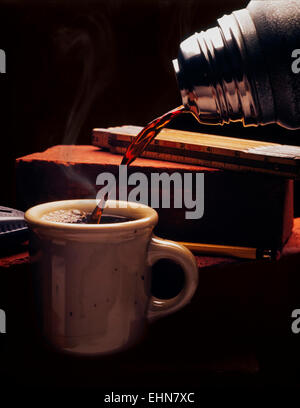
[92,126,300,178]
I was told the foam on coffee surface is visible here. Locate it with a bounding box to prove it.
[42,209,131,224]
[42,209,89,224]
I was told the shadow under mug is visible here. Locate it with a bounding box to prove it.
[25,199,199,356]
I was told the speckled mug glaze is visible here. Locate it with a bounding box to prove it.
[25,200,198,356]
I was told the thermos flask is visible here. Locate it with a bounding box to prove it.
[173,0,300,129]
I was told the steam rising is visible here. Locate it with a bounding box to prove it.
[53,15,115,195]
[54,14,115,145]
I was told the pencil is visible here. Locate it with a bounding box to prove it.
[177,241,273,260]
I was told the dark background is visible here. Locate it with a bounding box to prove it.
[1,0,300,394]
[1,0,300,209]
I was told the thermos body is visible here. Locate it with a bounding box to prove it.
[173,0,300,129]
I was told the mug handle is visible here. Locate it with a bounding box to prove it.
[147,235,199,322]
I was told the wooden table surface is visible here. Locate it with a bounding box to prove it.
[1,220,300,389]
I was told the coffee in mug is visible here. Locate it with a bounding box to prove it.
[25,199,198,356]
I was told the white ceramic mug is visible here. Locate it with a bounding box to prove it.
[25,199,198,356]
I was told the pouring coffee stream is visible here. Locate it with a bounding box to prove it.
[89,105,201,224]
